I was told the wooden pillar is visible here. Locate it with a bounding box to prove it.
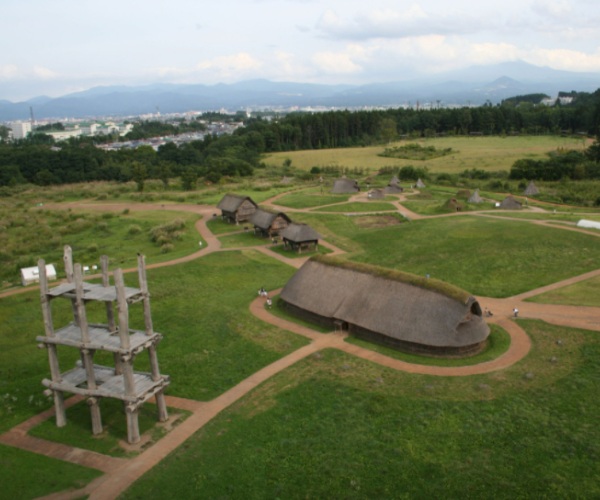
[87,397,103,435]
[137,254,154,336]
[155,390,169,422]
[101,255,121,375]
[126,404,141,444]
[73,264,90,343]
[38,259,66,427]
[114,269,131,351]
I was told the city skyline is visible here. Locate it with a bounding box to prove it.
[2,0,600,102]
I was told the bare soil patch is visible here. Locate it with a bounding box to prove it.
[352,214,403,228]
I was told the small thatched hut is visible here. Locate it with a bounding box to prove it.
[280,223,320,253]
[385,176,403,194]
[416,178,426,188]
[217,194,258,224]
[498,196,522,210]
[368,189,385,200]
[250,209,292,237]
[280,256,490,355]
[523,181,539,196]
[332,178,360,194]
[468,189,483,203]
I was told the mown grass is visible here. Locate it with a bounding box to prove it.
[28,400,191,457]
[526,275,600,307]
[122,320,600,499]
[311,201,397,213]
[218,230,267,249]
[264,135,589,173]
[290,213,600,298]
[273,189,351,209]
[0,250,306,435]
[0,444,102,499]
[401,187,496,215]
[345,325,511,366]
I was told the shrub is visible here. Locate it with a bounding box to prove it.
[160,243,174,253]
[128,225,142,235]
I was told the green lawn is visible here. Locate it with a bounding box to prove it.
[311,201,397,213]
[526,275,600,307]
[273,189,351,209]
[0,444,102,499]
[122,320,600,499]
[293,213,600,298]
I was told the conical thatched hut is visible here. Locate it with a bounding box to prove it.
[416,178,426,188]
[368,189,385,200]
[523,181,539,196]
[280,256,490,355]
[332,178,360,194]
[498,196,522,210]
[385,176,403,194]
[468,189,483,204]
[280,223,321,253]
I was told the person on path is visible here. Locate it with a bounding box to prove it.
[513,307,519,318]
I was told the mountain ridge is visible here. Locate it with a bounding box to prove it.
[1,61,599,121]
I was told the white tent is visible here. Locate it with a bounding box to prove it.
[577,219,600,230]
[21,264,57,286]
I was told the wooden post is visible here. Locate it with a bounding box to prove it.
[38,259,66,426]
[137,254,154,336]
[101,255,121,375]
[73,264,90,343]
[63,245,74,283]
[87,397,103,435]
[155,390,169,422]
[126,404,141,444]
[114,269,131,351]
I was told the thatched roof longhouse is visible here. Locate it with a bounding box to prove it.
[280,256,489,354]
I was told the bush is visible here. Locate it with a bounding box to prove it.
[160,243,174,253]
[128,225,142,235]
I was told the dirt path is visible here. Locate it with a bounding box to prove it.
[2,198,600,499]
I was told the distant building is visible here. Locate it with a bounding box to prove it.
[10,121,32,139]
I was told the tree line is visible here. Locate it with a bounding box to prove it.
[1,89,600,188]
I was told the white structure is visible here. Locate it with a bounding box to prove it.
[21,264,57,286]
[577,219,600,230]
[10,121,32,139]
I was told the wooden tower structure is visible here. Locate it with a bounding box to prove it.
[36,246,170,444]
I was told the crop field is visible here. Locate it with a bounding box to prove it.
[264,135,590,173]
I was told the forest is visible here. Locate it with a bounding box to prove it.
[1,89,600,189]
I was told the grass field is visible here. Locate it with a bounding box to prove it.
[264,136,590,173]
[0,206,202,288]
[1,158,599,498]
[290,212,600,297]
[122,320,600,499]
[526,275,600,307]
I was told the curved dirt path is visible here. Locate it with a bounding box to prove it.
[2,197,600,500]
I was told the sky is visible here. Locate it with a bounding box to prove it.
[1,0,600,101]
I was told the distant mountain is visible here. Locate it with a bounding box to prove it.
[1,61,599,121]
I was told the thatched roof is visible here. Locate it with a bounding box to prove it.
[416,178,426,188]
[280,256,489,349]
[332,178,360,193]
[368,189,385,199]
[280,223,320,243]
[250,209,291,230]
[499,196,522,210]
[468,189,483,203]
[217,194,257,212]
[389,176,400,186]
[523,181,539,196]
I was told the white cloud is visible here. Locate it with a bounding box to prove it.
[312,50,363,75]
[32,66,58,80]
[196,53,262,73]
[0,64,20,80]
[527,47,600,71]
[531,0,572,20]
